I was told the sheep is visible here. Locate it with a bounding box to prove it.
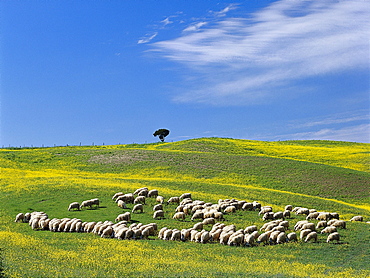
[210,229,223,242]
[273,211,284,220]
[278,221,289,230]
[259,206,273,215]
[117,200,128,209]
[193,222,204,231]
[191,211,204,221]
[327,232,340,243]
[244,234,255,247]
[134,196,146,205]
[300,229,312,241]
[125,229,134,240]
[148,189,159,198]
[285,205,293,211]
[321,226,337,234]
[80,200,93,210]
[252,201,261,211]
[294,220,309,231]
[153,210,165,219]
[306,212,320,220]
[67,202,80,211]
[295,207,309,215]
[200,231,211,244]
[224,205,236,214]
[262,212,274,221]
[158,227,168,239]
[228,233,244,246]
[316,221,327,230]
[153,204,163,211]
[304,231,317,243]
[271,226,285,233]
[219,231,234,245]
[169,230,181,241]
[181,228,193,241]
[167,197,180,205]
[24,212,31,223]
[330,212,340,220]
[173,212,185,221]
[134,187,148,195]
[331,220,346,229]
[163,229,173,240]
[90,198,100,208]
[202,217,215,226]
[269,231,281,244]
[115,212,131,222]
[283,210,291,219]
[101,226,114,238]
[15,213,25,223]
[242,202,253,211]
[257,231,272,245]
[175,205,185,213]
[156,195,164,204]
[112,192,124,200]
[180,193,192,200]
[301,223,315,231]
[115,227,129,240]
[244,225,258,234]
[316,212,332,221]
[276,232,287,244]
[350,215,363,222]
[287,232,297,242]
[132,204,144,213]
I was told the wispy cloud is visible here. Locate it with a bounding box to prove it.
[183,22,207,32]
[138,32,158,44]
[151,0,370,105]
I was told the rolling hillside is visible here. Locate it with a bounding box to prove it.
[0,138,369,277]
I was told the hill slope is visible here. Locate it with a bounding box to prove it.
[0,138,369,277]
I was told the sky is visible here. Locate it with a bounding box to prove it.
[1,0,369,147]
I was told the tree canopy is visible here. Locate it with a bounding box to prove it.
[153,129,170,142]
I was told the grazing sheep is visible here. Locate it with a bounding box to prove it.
[153,210,165,219]
[115,227,128,240]
[132,204,144,213]
[115,212,131,222]
[285,205,293,211]
[316,221,327,230]
[273,211,284,220]
[301,223,315,231]
[163,229,173,240]
[244,225,258,234]
[330,212,340,220]
[262,212,274,221]
[271,226,285,233]
[350,215,363,222]
[295,207,309,215]
[80,200,93,210]
[257,231,272,245]
[304,231,317,243]
[101,226,114,238]
[321,226,337,234]
[316,212,331,221]
[252,201,261,211]
[153,204,163,211]
[219,231,234,245]
[287,232,297,242]
[213,211,225,221]
[134,196,146,205]
[180,193,192,200]
[224,205,236,213]
[158,227,168,239]
[191,211,204,221]
[24,213,31,223]
[156,195,164,204]
[68,202,80,211]
[167,197,180,205]
[244,234,255,247]
[228,233,244,246]
[331,220,346,229]
[117,200,128,209]
[259,206,273,215]
[90,198,100,208]
[200,231,211,244]
[300,229,312,241]
[112,192,124,200]
[15,213,25,223]
[148,189,159,198]
[173,212,186,221]
[294,220,309,231]
[181,228,193,241]
[306,212,320,220]
[327,232,340,243]
[276,232,287,244]
[278,221,289,230]
[193,222,204,231]
[202,217,215,226]
[242,202,253,211]
[170,230,181,241]
[134,187,148,195]
[283,210,291,219]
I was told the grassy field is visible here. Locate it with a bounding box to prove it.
[0,137,369,277]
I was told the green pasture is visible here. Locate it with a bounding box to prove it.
[0,138,369,277]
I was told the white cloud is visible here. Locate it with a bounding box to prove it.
[138,32,158,44]
[183,22,207,32]
[151,0,370,105]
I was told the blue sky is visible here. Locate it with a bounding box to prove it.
[1,0,369,147]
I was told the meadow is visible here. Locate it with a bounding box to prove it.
[0,137,369,277]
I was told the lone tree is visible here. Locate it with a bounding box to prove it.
[153,128,170,142]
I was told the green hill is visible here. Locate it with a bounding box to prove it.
[0,138,369,277]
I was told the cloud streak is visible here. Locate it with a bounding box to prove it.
[151,0,370,105]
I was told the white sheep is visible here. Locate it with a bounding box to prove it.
[304,231,317,243]
[224,205,236,214]
[101,226,114,238]
[170,230,181,241]
[327,232,340,243]
[306,212,320,220]
[132,204,144,213]
[259,206,272,215]
[153,210,165,219]
[300,229,312,241]
[287,232,297,242]
[273,211,284,220]
[257,231,272,245]
[167,196,180,205]
[179,193,192,200]
[156,195,164,204]
[200,231,211,244]
[112,192,124,200]
[173,212,186,221]
[68,202,80,211]
[80,200,93,210]
[193,222,204,231]
[244,234,255,247]
[285,205,293,211]
[163,229,173,240]
[331,220,346,229]
[228,233,244,246]
[301,223,315,231]
[242,202,253,211]
[244,225,258,234]
[191,211,204,221]
[148,189,159,198]
[321,226,337,234]
[15,213,25,223]
[158,227,168,239]
[202,217,215,225]
[134,187,148,195]
[316,221,327,230]
[117,200,128,209]
[115,212,131,222]
[153,204,163,211]
[283,210,291,219]
[276,232,287,244]
[350,215,363,222]
[134,196,146,205]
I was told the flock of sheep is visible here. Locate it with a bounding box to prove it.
[14,187,366,247]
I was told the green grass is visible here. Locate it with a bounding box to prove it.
[0,137,369,277]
